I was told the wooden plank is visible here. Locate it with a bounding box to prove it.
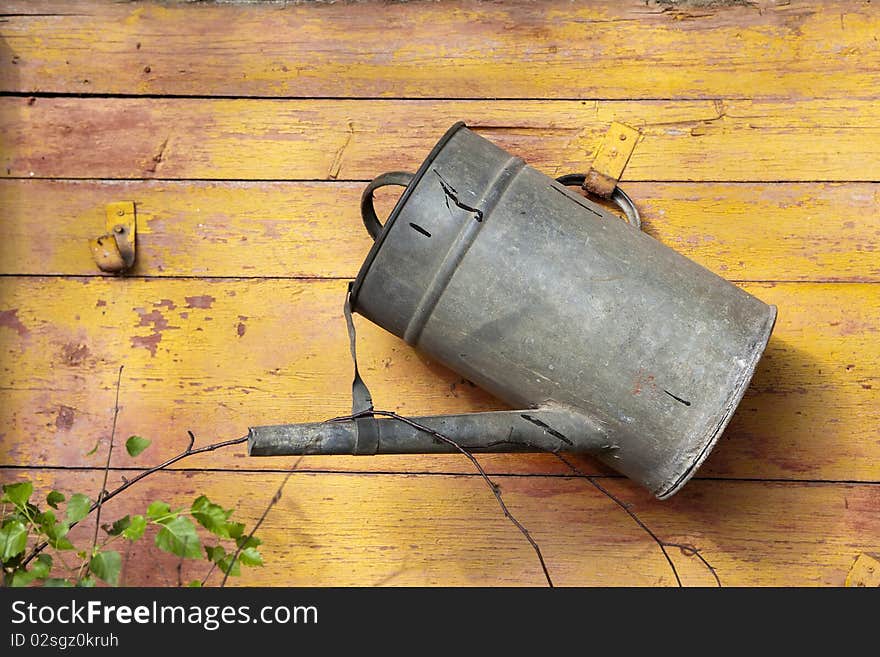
[1,180,878,282]
[1,1,879,101]
[0,277,877,482]
[2,468,877,586]
[3,97,880,181]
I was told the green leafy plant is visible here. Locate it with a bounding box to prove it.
[0,436,263,588]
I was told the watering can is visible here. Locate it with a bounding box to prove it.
[247,122,777,499]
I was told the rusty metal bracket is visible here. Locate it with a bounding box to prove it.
[89,201,136,274]
[582,121,641,199]
[845,553,880,587]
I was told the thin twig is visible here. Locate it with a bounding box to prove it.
[553,452,682,587]
[484,438,720,587]
[177,539,187,587]
[665,542,721,587]
[22,434,248,568]
[328,409,554,587]
[120,540,132,588]
[219,457,303,588]
[82,365,124,584]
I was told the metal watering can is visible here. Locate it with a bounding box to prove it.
[248,122,777,499]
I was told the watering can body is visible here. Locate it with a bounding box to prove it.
[249,122,777,499]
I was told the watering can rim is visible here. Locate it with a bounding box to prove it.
[655,302,776,498]
[350,120,468,311]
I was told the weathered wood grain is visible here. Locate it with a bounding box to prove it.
[3,97,880,181]
[1,1,878,100]
[2,468,876,586]
[0,277,876,482]
[0,0,878,590]
[1,180,878,282]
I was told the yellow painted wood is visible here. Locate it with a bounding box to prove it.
[1,1,878,100]
[0,277,876,482]
[3,97,880,181]
[3,468,877,586]
[0,0,878,589]
[1,180,877,281]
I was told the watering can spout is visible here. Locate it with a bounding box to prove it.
[247,405,610,457]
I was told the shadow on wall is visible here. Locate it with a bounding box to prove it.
[703,335,829,478]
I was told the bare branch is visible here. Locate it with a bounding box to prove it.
[22,433,248,568]
[552,452,683,587]
[329,409,554,587]
[665,542,721,587]
[82,365,123,584]
[219,457,303,588]
[177,540,187,588]
[484,438,720,587]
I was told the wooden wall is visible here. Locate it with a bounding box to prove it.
[0,0,878,586]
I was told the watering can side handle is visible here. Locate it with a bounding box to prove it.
[555,174,642,230]
[360,171,415,240]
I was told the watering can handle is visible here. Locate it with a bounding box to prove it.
[360,171,415,240]
[359,170,641,239]
[555,174,642,230]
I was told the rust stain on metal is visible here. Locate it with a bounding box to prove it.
[632,370,656,395]
[583,121,641,199]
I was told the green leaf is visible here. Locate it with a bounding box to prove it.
[51,537,75,551]
[235,534,261,550]
[146,501,174,524]
[77,577,96,588]
[89,550,121,586]
[239,547,263,567]
[84,440,100,456]
[122,515,146,541]
[226,522,245,540]
[186,580,202,588]
[31,554,53,579]
[218,555,241,577]
[43,578,74,588]
[38,511,74,551]
[0,519,28,561]
[46,491,65,509]
[105,516,131,536]
[11,570,35,587]
[155,516,201,558]
[204,545,226,564]
[2,482,33,508]
[12,554,54,587]
[191,495,232,537]
[125,435,151,458]
[65,493,92,525]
